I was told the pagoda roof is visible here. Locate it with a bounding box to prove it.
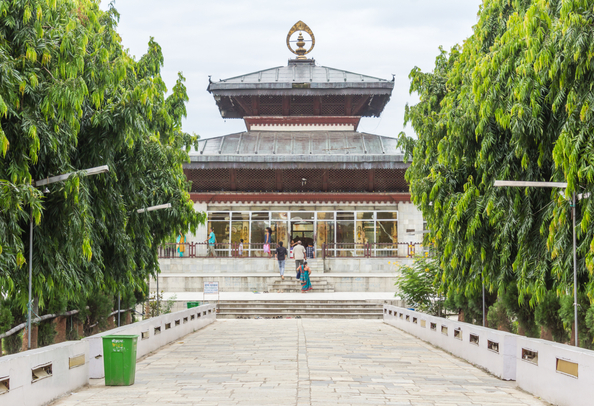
[187,131,407,170]
[207,59,394,96]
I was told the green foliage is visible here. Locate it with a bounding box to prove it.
[501,285,539,337]
[558,293,594,348]
[534,291,568,343]
[0,0,204,331]
[443,290,486,325]
[487,299,515,333]
[148,292,176,317]
[37,319,56,347]
[399,0,594,341]
[0,297,24,354]
[395,256,442,315]
[81,292,113,335]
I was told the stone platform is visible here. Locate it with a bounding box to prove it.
[51,319,548,406]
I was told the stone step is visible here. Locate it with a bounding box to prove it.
[218,300,380,304]
[217,313,383,319]
[219,307,382,313]
[218,303,382,309]
[214,299,383,319]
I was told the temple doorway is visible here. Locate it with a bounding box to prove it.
[290,220,314,248]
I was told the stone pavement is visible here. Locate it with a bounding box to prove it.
[52,319,548,406]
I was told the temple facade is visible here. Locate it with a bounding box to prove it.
[157,23,423,291]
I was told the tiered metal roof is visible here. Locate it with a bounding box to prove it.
[208,59,394,95]
[188,131,405,170]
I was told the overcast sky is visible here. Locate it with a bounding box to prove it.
[100,0,482,140]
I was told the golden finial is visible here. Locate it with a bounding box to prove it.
[286,21,315,60]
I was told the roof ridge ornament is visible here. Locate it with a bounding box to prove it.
[286,21,315,60]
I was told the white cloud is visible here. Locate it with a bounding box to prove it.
[101,0,481,139]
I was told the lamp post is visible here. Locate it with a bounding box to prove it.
[494,180,579,347]
[28,165,109,349]
[133,203,172,321]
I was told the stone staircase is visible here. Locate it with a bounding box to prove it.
[216,300,384,319]
[267,276,334,293]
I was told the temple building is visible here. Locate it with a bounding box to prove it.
[158,22,423,290]
[183,22,421,251]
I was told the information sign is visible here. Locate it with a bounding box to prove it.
[204,281,219,294]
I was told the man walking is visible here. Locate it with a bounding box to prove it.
[293,240,306,279]
[205,227,216,257]
[275,241,288,280]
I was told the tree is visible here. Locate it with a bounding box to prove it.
[399,0,594,344]
[0,0,203,333]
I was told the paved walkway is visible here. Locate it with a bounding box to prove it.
[53,320,547,406]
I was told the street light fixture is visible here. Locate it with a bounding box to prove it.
[493,179,580,347]
[27,165,109,349]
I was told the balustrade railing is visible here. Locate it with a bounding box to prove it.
[158,241,424,259]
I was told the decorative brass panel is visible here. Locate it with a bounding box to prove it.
[556,358,578,378]
[69,354,85,369]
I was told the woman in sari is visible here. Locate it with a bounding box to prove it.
[300,261,313,293]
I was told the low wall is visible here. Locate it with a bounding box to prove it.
[383,305,516,380]
[515,336,594,406]
[86,303,215,378]
[155,274,397,293]
[0,340,89,406]
[158,257,410,274]
[384,305,594,406]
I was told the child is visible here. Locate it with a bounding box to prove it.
[306,243,314,259]
[239,239,244,257]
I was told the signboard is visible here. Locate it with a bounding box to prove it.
[204,281,219,294]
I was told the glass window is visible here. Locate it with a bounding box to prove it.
[232,212,249,220]
[337,212,354,220]
[208,212,229,221]
[272,212,288,220]
[377,221,398,244]
[336,221,354,243]
[231,221,249,243]
[273,221,289,247]
[290,212,314,220]
[356,212,374,220]
[377,212,398,220]
[252,212,269,220]
[317,212,335,220]
[316,221,335,246]
[250,221,268,245]
[208,221,229,244]
[356,221,375,244]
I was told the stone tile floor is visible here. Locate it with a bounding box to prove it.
[52,319,548,406]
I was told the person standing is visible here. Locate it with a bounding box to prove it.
[264,227,272,258]
[293,240,306,279]
[275,241,288,280]
[300,261,313,292]
[205,227,216,257]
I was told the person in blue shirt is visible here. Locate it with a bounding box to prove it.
[205,227,216,257]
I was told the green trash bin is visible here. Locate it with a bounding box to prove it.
[187,301,200,308]
[102,335,138,386]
